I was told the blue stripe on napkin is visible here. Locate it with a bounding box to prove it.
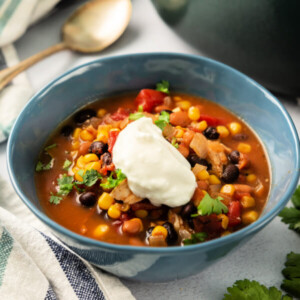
[0,0,22,35]
[41,233,105,300]
[45,285,57,300]
[0,228,14,286]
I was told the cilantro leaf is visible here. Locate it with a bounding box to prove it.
[281,252,300,298]
[224,279,292,300]
[63,159,72,170]
[183,232,207,245]
[192,193,228,217]
[49,194,63,205]
[57,174,74,195]
[35,158,54,172]
[138,105,143,112]
[82,169,102,187]
[100,169,126,189]
[129,112,144,120]
[171,137,179,149]
[155,111,170,130]
[44,144,57,151]
[156,80,170,94]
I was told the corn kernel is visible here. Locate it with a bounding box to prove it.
[83,153,99,163]
[220,184,235,197]
[217,126,230,138]
[208,175,221,185]
[97,109,107,118]
[241,196,256,208]
[172,107,181,113]
[175,129,184,138]
[85,161,101,171]
[80,130,94,141]
[107,204,121,219]
[135,209,148,219]
[247,174,257,183]
[218,214,229,229]
[176,101,191,110]
[228,122,242,135]
[201,190,208,195]
[173,96,182,102]
[93,224,109,238]
[221,230,231,237]
[73,128,82,139]
[72,141,80,150]
[121,203,130,212]
[197,169,210,180]
[72,166,79,175]
[242,210,258,224]
[97,130,109,143]
[75,170,84,182]
[238,143,252,153]
[98,192,114,210]
[151,225,168,239]
[76,156,86,168]
[188,106,200,121]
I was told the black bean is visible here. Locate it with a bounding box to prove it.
[228,150,240,164]
[146,226,155,239]
[102,152,112,166]
[187,154,212,170]
[232,133,249,141]
[60,125,73,137]
[160,109,173,114]
[222,164,240,183]
[181,202,196,219]
[74,109,96,124]
[79,192,97,207]
[203,126,220,140]
[163,222,178,245]
[89,141,107,156]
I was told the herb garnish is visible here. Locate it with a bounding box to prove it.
[63,159,72,170]
[44,144,57,151]
[192,193,228,217]
[138,105,143,112]
[49,193,63,205]
[57,174,74,196]
[129,112,145,121]
[36,159,54,172]
[156,80,170,94]
[155,111,170,130]
[183,232,207,245]
[171,137,179,149]
[76,169,102,187]
[100,169,126,189]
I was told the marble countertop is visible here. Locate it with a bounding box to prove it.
[0,0,299,299]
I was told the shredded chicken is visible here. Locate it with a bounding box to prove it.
[190,133,208,158]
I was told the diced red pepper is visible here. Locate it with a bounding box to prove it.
[135,89,165,112]
[110,107,130,121]
[199,114,225,126]
[108,130,119,153]
[227,201,241,227]
[234,191,251,201]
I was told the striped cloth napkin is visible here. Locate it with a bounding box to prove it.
[0,177,135,300]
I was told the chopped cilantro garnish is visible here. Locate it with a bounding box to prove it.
[100,169,126,189]
[80,169,102,187]
[224,279,292,300]
[44,144,57,151]
[63,159,72,170]
[171,137,179,149]
[36,158,54,172]
[192,193,228,217]
[155,111,170,130]
[183,232,207,245]
[279,185,300,233]
[281,252,300,298]
[138,105,143,112]
[129,112,145,121]
[57,174,74,196]
[49,193,63,205]
[156,80,170,94]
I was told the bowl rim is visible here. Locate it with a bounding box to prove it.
[7,52,300,254]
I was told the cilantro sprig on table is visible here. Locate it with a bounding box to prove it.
[156,80,170,94]
[100,169,126,189]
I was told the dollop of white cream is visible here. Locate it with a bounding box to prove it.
[113,117,196,207]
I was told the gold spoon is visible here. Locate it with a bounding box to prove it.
[0,0,132,90]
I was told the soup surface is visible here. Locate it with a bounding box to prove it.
[35,82,270,247]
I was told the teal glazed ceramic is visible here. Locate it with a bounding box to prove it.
[7,53,300,281]
[152,0,300,96]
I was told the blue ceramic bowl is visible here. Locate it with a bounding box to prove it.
[7,53,300,282]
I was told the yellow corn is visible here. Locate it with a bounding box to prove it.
[238,143,252,153]
[188,106,200,121]
[85,161,101,172]
[83,153,99,164]
[93,224,110,239]
[72,166,79,175]
[220,184,235,197]
[107,204,121,219]
[241,196,256,208]
[72,141,80,150]
[242,210,258,224]
[135,210,148,219]
[208,175,221,185]
[221,230,231,237]
[197,169,210,180]
[97,129,109,143]
[228,122,242,135]
[152,225,168,239]
[218,214,229,229]
[175,128,184,138]
[173,96,182,102]
[72,128,82,139]
[120,203,130,212]
[176,101,191,110]
[247,174,257,183]
[172,107,181,113]
[199,120,208,131]
[97,109,107,118]
[74,170,84,182]
[80,130,94,141]
[217,126,230,138]
[98,192,115,210]
[76,156,86,168]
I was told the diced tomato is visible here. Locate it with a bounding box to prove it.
[199,214,223,233]
[199,114,225,126]
[135,89,165,112]
[234,191,251,201]
[227,201,241,227]
[108,130,119,153]
[110,107,130,121]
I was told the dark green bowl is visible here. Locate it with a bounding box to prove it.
[152,0,300,96]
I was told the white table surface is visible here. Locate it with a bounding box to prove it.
[1,1,300,299]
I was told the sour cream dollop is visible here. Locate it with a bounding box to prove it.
[113,117,197,207]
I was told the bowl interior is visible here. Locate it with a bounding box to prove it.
[7,53,299,249]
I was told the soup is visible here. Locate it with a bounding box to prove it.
[35,82,270,247]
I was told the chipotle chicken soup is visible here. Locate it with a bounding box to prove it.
[35,82,270,247]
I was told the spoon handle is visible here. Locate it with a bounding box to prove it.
[0,42,67,91]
